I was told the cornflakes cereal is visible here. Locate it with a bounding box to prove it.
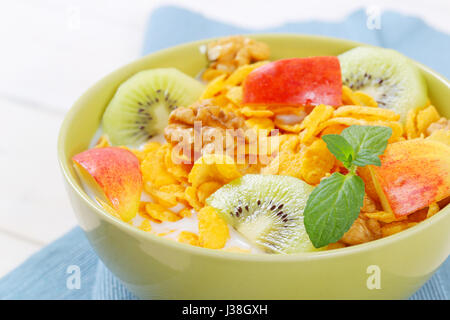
[198,206,229,249]
[299,104,334,144]
[197,181,222,203]
[333,106,400,122]
[141,145,178,188]
[145,203,181,222]
[177,231,200,246]
[225,86,243,106]
[341,86,378,107]
[364,211,407,223]
[240,106,274,118]
[245,118,275,132]
[326,242,347,250]
[405,107,420,139]
[316,117,403,143]
[179,207,193,218]
[202,68,227,82]
[200,74,227,99]
[299,139,335,185]
[381,221,417,237]
[188,154,241,188]
[184,186,203,211]
[138,219,152,232]
[416,105,440,135]
[225,61,268,86]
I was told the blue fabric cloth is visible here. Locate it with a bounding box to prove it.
[1,6,449,300]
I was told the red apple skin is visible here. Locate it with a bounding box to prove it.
[73,147,143,221]
[242,57,342,107]
[367,139,450,217]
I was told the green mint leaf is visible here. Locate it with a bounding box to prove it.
[304,172,365,248]
[322,134,355,169]
[341,125,392,167]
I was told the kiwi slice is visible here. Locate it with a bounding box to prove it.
[102,68,204,146]
[207,174,318,254]
[339,47,428,121]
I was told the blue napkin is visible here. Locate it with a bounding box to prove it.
[1,6,449,300]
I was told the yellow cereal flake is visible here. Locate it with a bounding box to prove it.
[197,181,222,204]
[225,86,243,106]
[145,183,178,208]
[198,206,229,249]
[145,203,181,222]
[279,134,301,152]
[334,105,400,122]
[177,231,200,246]
[416,105,440,135]
[426,202,440,219]
[240,106,274,118]
[94,135,110,148]
[341,86,378,107]
[381,221,417,237]
[141,145,178,188]
[274,120,302,133]
[138,219,152,232]
[426,129,450,146]
[405,107,420,139]
[202,68,228,82]
[225,61,268,86]
[245,118,275,132]
[184,186,203,211]
[179,207,193,218]
[200,74,227,99]
[188,154,241,188]
[142,141,162,154]
[299,139,335,185]
[364,211,407,224]
[262,150,302,179]
[352,91,378,107]
[299,104,334,144]
[316,117,403,143]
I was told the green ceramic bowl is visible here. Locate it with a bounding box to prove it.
[58,34,450,299]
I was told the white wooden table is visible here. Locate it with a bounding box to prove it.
[0,0,449,278]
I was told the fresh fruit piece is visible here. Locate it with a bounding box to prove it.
[363,139,450,217]
[242,57,342,107]
[72,147,143,221]
[339,47,428,122]
[102,68,204,146]
[207,174,317,253]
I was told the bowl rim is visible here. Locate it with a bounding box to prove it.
[58,33,450,263]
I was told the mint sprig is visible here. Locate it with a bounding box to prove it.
[304,125,392,248]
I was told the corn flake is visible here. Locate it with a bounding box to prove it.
[200,74,227,99]
[225,61,268,86]
[177,231,200,246]
[334,106,400,122]
[299,104,334,144]
[145,203,181,222]
[241,106,274,118]
[198,206,229,249]
[299,139,335,185]
[188,154,241,188]
[364,211,407,224]
[416,105,440,135]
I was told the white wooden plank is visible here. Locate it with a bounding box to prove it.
[0,98,77,244]
[0,232,41,278]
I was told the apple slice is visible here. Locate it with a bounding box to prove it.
[72,147,143,221]
[243,56,342,107]
[363,139,450,217]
